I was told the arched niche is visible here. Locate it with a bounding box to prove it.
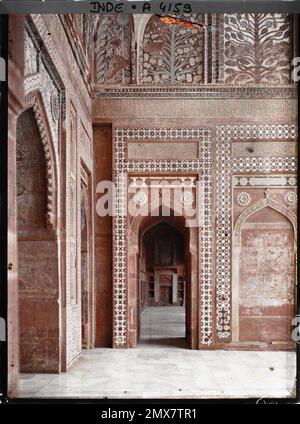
[232,198,296,346]
[233,197,296,247]
[17,108,48,231]
[23,91,58,230]
[16,95,60,372]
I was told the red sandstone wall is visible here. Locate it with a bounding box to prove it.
[8,15,25,394]
[7,15,298,390]
[239,208,295,345]
[29,15,94,370]
[8,14,95,382]
[17,108,60,372]
[18,240,60,372]
[94,125,113,347]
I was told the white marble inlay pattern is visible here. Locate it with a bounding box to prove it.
[216,124,297,340]
[113,128,213,346]
[233,175,297,188]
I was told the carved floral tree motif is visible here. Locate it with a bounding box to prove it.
[142,15,205,84]
[224,13,291,84]
[95,14,131,84]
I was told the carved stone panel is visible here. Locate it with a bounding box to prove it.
[95,14,131,84]
[141,15,205,84]
[224,14,291,84]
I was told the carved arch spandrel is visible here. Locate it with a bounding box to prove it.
[23,91,58,231]
[233,196,297,247]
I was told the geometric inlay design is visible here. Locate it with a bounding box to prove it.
[216,127,232,340]
[216,124,297,340]
[284,191,297,206]
[233,175,297,188]
[113,128,213,346]
[232,157,297,172]
[236,192,251,206]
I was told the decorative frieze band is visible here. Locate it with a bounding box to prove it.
[32,99,56,227]
[93,85,296,99]
[226,124,296,140]
[232,157,297,173]
[233,175,297,188]
[115,127,210,140]
[127,160,202,173]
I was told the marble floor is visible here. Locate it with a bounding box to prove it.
[139,305,187,347]
[16,306,296,399]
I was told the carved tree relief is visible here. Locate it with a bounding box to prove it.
[142,15,205,84]
[95,14,131,84]
[224,13,291,84]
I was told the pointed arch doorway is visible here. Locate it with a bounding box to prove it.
[128,213,199,349]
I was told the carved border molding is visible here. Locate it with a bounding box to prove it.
[26,17,66,119]
[216,124,297,340]
[127,160,202,173]
[233,175,297,188]
[93,85,296,99]
[232,157,297,172]
[32,100,56,227]
[28,15,94,142]
[113,127,213,346]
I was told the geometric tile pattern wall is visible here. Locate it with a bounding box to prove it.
[113,128,213,346]
[216,124,297,340]
[113,124,296,346]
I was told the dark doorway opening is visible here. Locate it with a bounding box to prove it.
[138,222,188,348]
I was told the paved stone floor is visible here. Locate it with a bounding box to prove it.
[16,307,296,399]
[139,305,186,347]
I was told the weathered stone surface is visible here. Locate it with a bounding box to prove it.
[239,208,295,344]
